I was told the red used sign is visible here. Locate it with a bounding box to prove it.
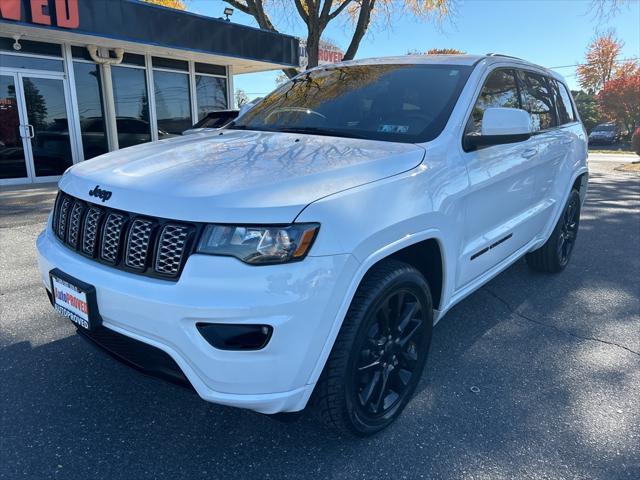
[0,0,79,29]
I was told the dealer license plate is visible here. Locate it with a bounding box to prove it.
[49,269,101,330]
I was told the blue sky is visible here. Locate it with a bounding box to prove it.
[188,0,640,100]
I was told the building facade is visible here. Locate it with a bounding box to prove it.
[0,0,298,185]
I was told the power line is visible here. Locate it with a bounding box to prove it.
[550,57,639,69]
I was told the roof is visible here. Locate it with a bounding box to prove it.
[315,54,564,81]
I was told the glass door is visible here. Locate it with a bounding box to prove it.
[19,73,74,180]
[0,73,31,183]
[0,71,75,184]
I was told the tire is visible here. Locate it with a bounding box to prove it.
[313,259,433,436]
[526,189,581,273]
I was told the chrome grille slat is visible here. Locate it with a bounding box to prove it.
[125,219,154,270]
[82,207,104,256]
[52,192,193,280]
[100,212,127,264]
[56,196,72,240]
[66,201,85,247]
[155,224,191,276]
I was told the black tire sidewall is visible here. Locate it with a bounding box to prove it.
[343,269,433,435]
[554,189,582,269]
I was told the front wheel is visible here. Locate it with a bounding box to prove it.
[526,189,581,273]
[313,259,433,436]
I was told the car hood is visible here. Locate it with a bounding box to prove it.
[60,129,425,223]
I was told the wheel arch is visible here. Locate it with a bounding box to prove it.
[305,230,448,389]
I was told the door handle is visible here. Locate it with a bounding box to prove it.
[522,148,537,159]
[27,124,35,139]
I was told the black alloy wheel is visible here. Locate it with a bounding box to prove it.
[557,192,580,267]
[352,289,426,419]
[526,188,582,273]
[314,259,433,436]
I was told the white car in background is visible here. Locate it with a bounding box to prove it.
[37,54,588,435]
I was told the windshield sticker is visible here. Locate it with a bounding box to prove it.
[378,124,410,134]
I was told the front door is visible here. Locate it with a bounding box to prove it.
[456,68,539,290]
[0,72,74,185]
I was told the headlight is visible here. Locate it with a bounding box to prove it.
[196,223,319,265]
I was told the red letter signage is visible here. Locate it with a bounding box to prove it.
[30,0,51,25]
[0,0,21,20]
[55,0,78,28]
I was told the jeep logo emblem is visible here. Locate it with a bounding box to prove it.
[89,185,112,202]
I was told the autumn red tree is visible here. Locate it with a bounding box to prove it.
[598,72,640,136]
[577,31,623,93]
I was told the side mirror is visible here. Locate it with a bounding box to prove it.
[464,107,532,151]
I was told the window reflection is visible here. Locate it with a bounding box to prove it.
[0,75,27,179]
[154,70,192,134]
[196,75,227,121]
[73,62,108,159]
[24,77,73,176]
[111,65,152,148]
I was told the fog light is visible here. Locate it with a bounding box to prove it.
[196,323,272,350]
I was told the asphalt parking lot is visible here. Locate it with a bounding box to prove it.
[1,156,639,480]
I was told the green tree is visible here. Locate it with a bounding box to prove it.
[572,90,602,134]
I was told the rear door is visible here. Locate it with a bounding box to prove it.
[516,70,565,233]
[457,68,540,289]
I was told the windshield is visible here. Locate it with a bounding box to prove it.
[594,125,615,132]
[229,64,472,143]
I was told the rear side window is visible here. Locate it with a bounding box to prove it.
[552,80,576,125]
[517,71,557,132]
[465,69,520,135]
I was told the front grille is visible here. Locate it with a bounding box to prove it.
[52,191,198,280]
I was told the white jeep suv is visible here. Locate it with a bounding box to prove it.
[37,54,588,435]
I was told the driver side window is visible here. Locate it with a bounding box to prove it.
[465,69,520,136]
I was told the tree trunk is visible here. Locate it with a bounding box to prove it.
[306,25,321,69]
[342,0,374,61]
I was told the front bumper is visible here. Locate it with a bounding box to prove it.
[37,225,358,414]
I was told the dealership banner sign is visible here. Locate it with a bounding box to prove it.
[299,40,344,68]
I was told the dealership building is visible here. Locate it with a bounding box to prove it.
[0,0,298,185]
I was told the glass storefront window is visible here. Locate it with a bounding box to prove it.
[0,53,64,72]
[73,62,108,159]
[153,70,192,135]
[195,75,227,121]
[111,65,152,148]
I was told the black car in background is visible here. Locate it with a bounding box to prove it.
[182,110,239,135]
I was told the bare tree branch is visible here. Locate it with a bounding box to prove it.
[328,0,353,20]
[342,0,375,61]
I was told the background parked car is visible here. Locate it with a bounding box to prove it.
[588,123,621,145]
[182,110,239,135]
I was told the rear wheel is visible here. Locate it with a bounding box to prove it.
[526,189,581,273]
[314,259,433,436]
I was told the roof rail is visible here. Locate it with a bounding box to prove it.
[486,53,523,60]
